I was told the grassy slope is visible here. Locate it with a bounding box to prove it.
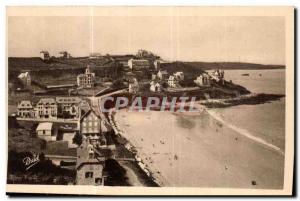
[8,57,118,87]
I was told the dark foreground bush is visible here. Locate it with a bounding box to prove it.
[103,159,130,186]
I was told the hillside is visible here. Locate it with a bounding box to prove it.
[8,57,119,83]
[8,57,113,72]
[9,57,284,73]
[160,62,206,80]
[158,61,285,85]
[183,61,285,70]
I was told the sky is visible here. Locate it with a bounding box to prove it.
[7,16,285,65]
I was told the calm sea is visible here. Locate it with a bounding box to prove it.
[211,69,285,151]
[116,69,286,187]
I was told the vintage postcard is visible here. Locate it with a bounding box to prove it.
[6,6,294,195]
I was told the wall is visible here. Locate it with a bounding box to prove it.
[76,163,104,185]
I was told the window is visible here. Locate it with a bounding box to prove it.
[95,178,102,185]
[43,130,45,135]
[85,172,93,178]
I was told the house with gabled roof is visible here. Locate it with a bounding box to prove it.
[18,72,31,86]
[17,100,33,118]
[36,122,58,141]
[34,98,58,119]
[76,137,106,185]
[77,65,95,88]
[40,51,50,61]
[157,70,169,80]
[80,109,107,148]
[128,59,150,70]
[150,81,161,92]
[194,73,211,87]
[56,97,82,119]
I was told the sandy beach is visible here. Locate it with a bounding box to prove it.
[115,109,284,189]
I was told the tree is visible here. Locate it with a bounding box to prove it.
[57,104,63,118]
[136,49,160,60]
[112,79,124,89]
[72,133,82,146]
[39,152,45,161]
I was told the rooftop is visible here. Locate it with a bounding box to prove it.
[18,72,30,79]
[18,100,32,108]
[159,70,168,74]
[36,122,53,131]
[129,59,150,65]
[37,98,56,105]
[56,97,81,104]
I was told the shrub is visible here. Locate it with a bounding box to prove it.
[72,132,82,146]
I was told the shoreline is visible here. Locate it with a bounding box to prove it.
[112,103,284,188]
[198,93,285,108]
[204,109,285,156]
[108,109,163,186]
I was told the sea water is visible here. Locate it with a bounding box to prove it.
[211,69,285,151]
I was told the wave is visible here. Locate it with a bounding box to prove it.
[205,109,285,156]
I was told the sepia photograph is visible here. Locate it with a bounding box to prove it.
[5,6,294,196]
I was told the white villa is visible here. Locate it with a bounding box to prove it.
[128,78,139,94]
[173,72,184,81]
[77,65,95,88]
[17,100,33,118]
[34,98,58,119]
[40,51,50,61]
[167,75,179,88]
[128,59,150,70]
[18,72,31,86]
[56,97,82,119]
[150,81,161,92]
[210,69,225,84]
[36,122,56,141]
[194,73,211,87]
[16,97,89,120]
